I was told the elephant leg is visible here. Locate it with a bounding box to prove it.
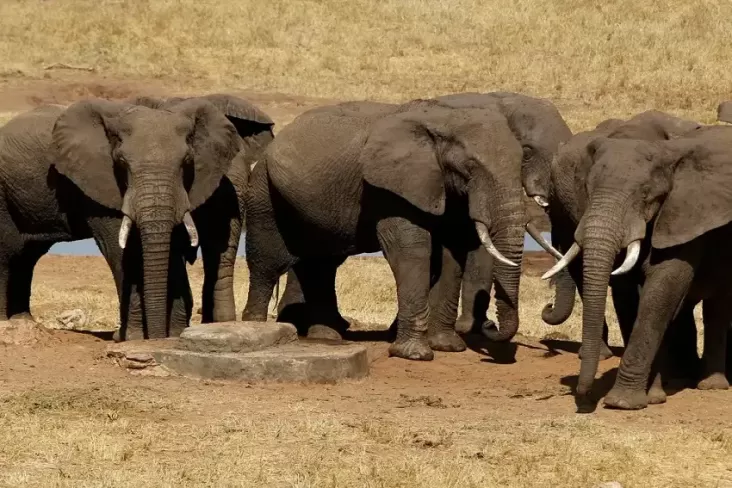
[604,259,695,410]
[198,181,240,324]
[698,297,731,390]
[427,244,467,352]
[89,217,144,341]
[283,257,348,338]
[278,267,351,330]
[277,270,305,318]
[661,304,700,386]
[167,232,192,336]
[7,242,51,320]
[377,216,433,361]
[456,246,493,335]
[570,260,613,361]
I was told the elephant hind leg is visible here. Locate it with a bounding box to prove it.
[7,242,51,320]
[698,297,730,390]
[282,257,348,338]
[427,244,467,352]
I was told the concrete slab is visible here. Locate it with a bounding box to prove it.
[107,338,369,383]
[719,101,732,123]
[179,321,297,353]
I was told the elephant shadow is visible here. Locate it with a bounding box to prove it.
[540,338,625,357]
[463,332,519,364]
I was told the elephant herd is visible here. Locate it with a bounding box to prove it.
[1,91,731,411]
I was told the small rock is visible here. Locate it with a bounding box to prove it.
[307,325,343,341]
[55,309,89,330]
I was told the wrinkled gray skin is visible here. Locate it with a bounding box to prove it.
[546,111,702,364]
[0,95,273,339]
[433,92,573,335]
[546,114,716,410]
[560,127,732,410]
[243,101,525,360]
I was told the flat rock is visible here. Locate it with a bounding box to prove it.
[108,338,369,383]
[0,320,53,346]
[178,321,297,353]
[719,101,732,123]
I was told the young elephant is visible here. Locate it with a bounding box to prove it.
[546,126,732,409]
[0,95,273,339]
[243,101,526,360]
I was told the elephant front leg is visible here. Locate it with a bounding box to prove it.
[377,217,433,361]
[604,260,695,410]
[427,244,467,352]
[456,246,493,335]
[698,297,731,390]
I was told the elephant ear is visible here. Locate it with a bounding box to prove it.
[361,115,445,215]
[195,94,274,139]
[653,138,732,249]
[52,99,127,210]
[175,99,241,209]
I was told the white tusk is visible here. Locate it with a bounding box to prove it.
[475,222,519,267]
[533,195,549,208]
[183,212,199,247]
[525,222,563,259]
[541,242,581,280]
[611,240,641,276]
[118,215,132,249]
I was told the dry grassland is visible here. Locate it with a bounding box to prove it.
[1,0,731,130]
[1,1,731,486]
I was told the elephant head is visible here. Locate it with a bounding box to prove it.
[542,124,732,398]
[361,105,525,341]
[52,98,243,338]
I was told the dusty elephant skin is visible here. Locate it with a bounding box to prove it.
[546,125,732,410]
[0,94,273,340]
[432,92,573,335]
[242,100,525,361]
[543,110,702,367]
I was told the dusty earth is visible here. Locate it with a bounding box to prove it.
[1,75,732,487]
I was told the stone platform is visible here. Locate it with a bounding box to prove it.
[107,321,369,383]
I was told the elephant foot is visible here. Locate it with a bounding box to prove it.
[428,328,467,352]
[454,316,474,335]
[697,372,729,390]
[389,334,434,361]
[603,386,648,410]
[579,342,614,361]
[647,385,667,405]
[112,327,145,342]
[307,324,343,341]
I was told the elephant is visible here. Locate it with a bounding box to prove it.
[543,110,702,363]
[431,92,573,334]
[0,94,273,339]
[274,93,572,340]
[543,124,732,410]
[242,100,526,360]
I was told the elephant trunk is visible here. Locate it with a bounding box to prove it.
[480,195,524,342]
[576,192,624,397]
[134,173,178,339]
[541,268,576,325]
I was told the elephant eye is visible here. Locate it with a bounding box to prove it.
[522,145,534,161]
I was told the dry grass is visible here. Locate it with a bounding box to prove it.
[1,0,731,130]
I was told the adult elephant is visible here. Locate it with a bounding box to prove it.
[0,94,273,340]
[543,124,732,410]
[432,92,572,334]
[543,110,702,362]
[242,101,526,360]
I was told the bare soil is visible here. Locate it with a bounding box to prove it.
[1,76,731,487]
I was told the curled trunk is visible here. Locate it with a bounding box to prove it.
[542,268,576,325]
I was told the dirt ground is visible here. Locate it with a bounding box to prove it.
[1,76,732,487]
